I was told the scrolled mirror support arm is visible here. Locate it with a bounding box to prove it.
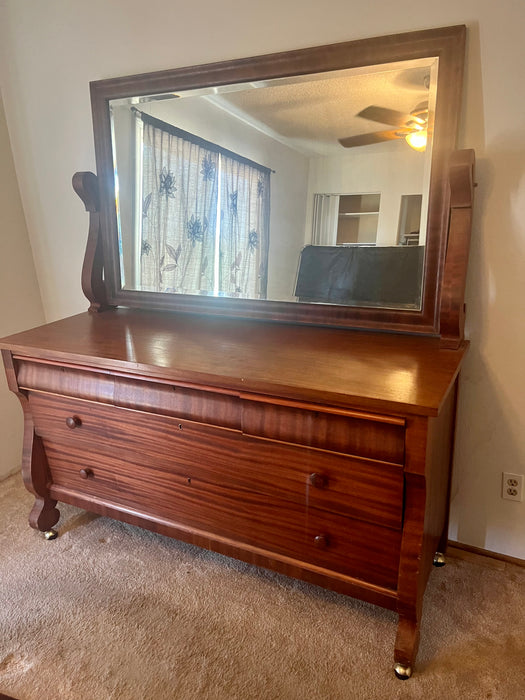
[72,171,114,313]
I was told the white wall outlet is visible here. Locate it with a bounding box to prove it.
[502,472,524,502]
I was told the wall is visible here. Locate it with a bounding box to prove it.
[306,142,426,245]
[1,0,525,559]
[0,92,45,479]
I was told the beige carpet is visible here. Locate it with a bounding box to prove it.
[1,472,524,700]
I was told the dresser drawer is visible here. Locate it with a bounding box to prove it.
[305,508,401,589]
[17,360,241,429]
[45,440,400,590]
[242,396,405,465]
[45,439,308,561]
[30,393,404,530]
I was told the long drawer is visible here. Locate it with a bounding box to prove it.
[29,392,404,530]
[44,438,401,590]
[29,391,402,588]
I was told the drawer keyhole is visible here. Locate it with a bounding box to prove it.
[66,415,82,429]
[309,473,328,489]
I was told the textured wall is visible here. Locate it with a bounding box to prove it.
[1,0,524,558]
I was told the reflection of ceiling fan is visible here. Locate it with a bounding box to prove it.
[338,102,429,151]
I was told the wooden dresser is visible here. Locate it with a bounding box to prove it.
[1,26,475,678]
[1,309,467,677]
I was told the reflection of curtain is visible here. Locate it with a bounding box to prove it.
[219,157,270,298]
[140,121,218,294]
[139,113,270,298]
[311,194,338,245]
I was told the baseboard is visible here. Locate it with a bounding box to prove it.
[448,540,525,569]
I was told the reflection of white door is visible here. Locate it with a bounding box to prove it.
[311,194,339,245]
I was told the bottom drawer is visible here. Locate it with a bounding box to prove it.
[45,440,400,590]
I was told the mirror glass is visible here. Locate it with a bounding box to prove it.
[110,57,438,310]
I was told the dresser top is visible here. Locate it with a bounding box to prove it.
[1,309,468,416]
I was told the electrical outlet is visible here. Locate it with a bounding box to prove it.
[502,472,524,502]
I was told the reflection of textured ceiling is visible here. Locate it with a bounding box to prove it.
[210,65,432,156]
[116,60,437,157]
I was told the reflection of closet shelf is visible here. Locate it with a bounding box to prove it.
[337,194,380,244]
[339,212,378,217]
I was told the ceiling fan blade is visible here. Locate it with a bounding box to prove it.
[356,105,414,127]
[338,129,404,148]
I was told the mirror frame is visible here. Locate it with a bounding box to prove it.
[89,25,466,335]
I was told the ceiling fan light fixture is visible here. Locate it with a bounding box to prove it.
[405,129,427,152]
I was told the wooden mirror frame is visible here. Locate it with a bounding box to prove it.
[84,25,470,339]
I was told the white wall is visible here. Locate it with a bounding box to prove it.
[0,92,45,480]
[1,0,525,559]
[306,142,426,245]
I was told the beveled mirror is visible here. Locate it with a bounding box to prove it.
[88,25,466,334]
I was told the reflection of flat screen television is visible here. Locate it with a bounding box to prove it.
[295,245,425,308]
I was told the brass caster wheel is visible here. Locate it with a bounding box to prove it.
[433,552,446,567]
[394,663,412,680]
[44,529,58,541]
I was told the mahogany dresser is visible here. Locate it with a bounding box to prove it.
[1,308,468,678]
[1,26,474,678]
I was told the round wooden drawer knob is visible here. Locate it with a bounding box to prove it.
[66,415,82,429]
[314,534,329,549]
[79,468,93,480]
[309,473,328,489]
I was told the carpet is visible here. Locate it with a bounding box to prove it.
[1,472,524,699]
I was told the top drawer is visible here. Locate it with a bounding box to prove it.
[15,360,241,430]
[242,396,405,465]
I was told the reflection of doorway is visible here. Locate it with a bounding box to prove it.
[397,194,422,245]
[311,193,380,245]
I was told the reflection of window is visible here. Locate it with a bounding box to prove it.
[137,112,271,299]
[312,193,380,246]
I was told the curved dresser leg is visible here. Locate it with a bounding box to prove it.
[24,432,61,537]
[394,615,420,680]
[2,351,61,538]
[29,496,60,536]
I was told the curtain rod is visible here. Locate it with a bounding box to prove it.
[131,107,275,175]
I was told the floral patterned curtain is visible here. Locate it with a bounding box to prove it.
[140,120,218,294]
[218,156,270,299]
[139,113,270,298]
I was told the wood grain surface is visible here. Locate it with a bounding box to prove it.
[0,302,466,674]
[28,392,404,530]
[1,309,468,416]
